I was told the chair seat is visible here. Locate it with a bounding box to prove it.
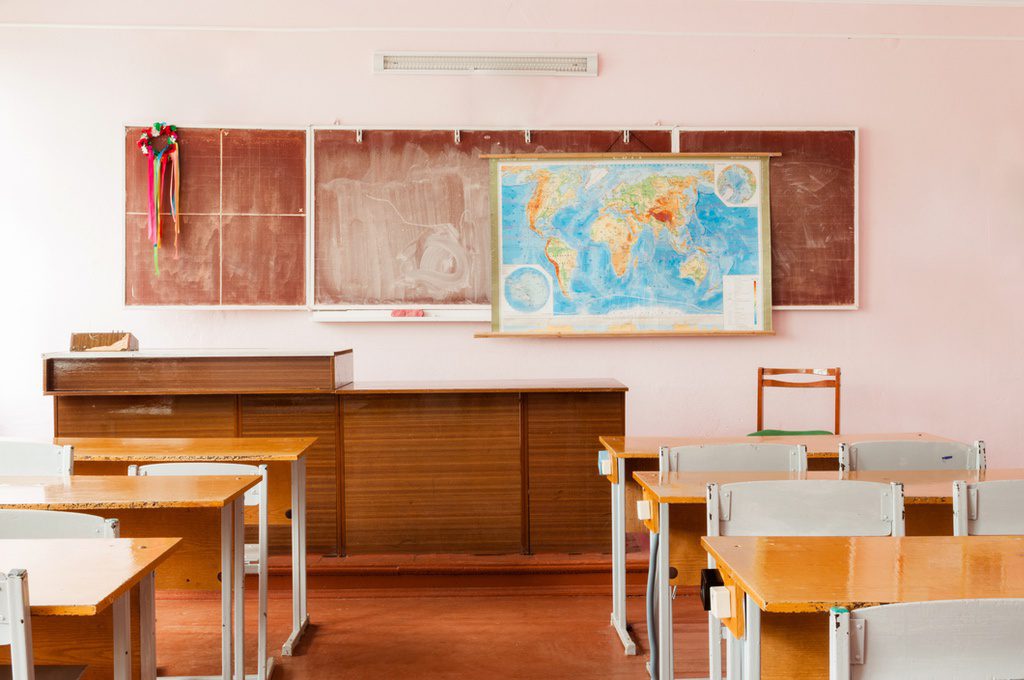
[748,429,833,437]
[0,666,87,680]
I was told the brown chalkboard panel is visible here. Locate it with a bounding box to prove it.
[124,127,306,306]
[313,129,672,307]
[678,129,857,308]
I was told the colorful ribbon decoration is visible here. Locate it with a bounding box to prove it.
[137,122,181,274]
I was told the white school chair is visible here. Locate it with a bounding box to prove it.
[953,479,1024,536]
[128,462,269,678]
[839,439,985,472]
[648,444,806,680]
[0,442,73,477]
[0,568,87,680]
[0,509,118,539]
[663,442,808,473]
[829,599,1024,679]
[706,479,905,680]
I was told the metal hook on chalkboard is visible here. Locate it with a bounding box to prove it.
[355,129,363,144]
[623,130,630,145]
[525,130,531,144]
[454,129,461,144]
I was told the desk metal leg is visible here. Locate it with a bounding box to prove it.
[257,468,270,680]
[112,591,131,680]
[221,503,233,680]
[140,572,157,680]
[233,500,245,680]
[656,502,674,680]
[610,456,637,655]
[742,593,760,680]
[282,457,309,656]
[726,622,742,680]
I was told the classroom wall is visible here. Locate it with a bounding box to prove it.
[2,1,1023,464]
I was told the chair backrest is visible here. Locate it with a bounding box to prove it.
[0,568,34,679]
[757,367,841,435]
[707,480,905,538]
[953,479,1024,536]
[662,443,807,473]
[0,440,73,477]
[0,509,118,539]
[129,462,265,507]
[829,599,1024,680]
[839,440,985,472]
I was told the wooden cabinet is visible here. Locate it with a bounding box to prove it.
[45,352,627,555]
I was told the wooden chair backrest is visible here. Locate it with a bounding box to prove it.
[757,367,841,434]
[830,599,1024,679]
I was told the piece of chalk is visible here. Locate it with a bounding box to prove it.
[391,309,426,317]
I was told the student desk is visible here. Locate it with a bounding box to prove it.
[54,436,314,656]
[702,535,1024,679]
[0,537,179,680]
[598,431,949,654]
[0,474,258,680]
[637,468,1024,680]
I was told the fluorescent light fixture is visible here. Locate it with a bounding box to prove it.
[373,51,598,76]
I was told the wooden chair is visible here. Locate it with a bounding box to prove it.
[662,443,808,473]
[752,367,841,436]
[0,510,118,539]
[840,440,985,473]
[0,442,72,477]
[705,479,904,680]
[129,462,269,678]
[647,443,807,676]
[953,479,1024,536]
[0,569,87,680]
[829,599,1024,679]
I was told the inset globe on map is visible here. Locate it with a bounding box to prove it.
[716,164,757,205]
[504,267,551,313]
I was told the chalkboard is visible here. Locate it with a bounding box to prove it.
[124,127,307,306]
[678,129,858,309]
[312,129,673,308]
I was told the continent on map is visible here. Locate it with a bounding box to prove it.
[526,169,582,235]
[504,267,551,313]
[679,252,709,285]
[716,164,757,205]
[590,213,635,277]
[544,237,578,297]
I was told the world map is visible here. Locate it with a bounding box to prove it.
[493,158,771,334]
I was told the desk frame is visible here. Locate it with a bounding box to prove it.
[600,431,950,655]
[63,441,311,659]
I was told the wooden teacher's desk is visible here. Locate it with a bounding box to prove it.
[598,431,950,654]
[702,535,1024,679]
[0,475,257,680]
[44,350,627,559]
[0,537,180,680]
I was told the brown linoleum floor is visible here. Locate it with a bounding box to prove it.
[155,587,709,679]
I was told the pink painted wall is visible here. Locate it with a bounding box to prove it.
[2,1,1023,463]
